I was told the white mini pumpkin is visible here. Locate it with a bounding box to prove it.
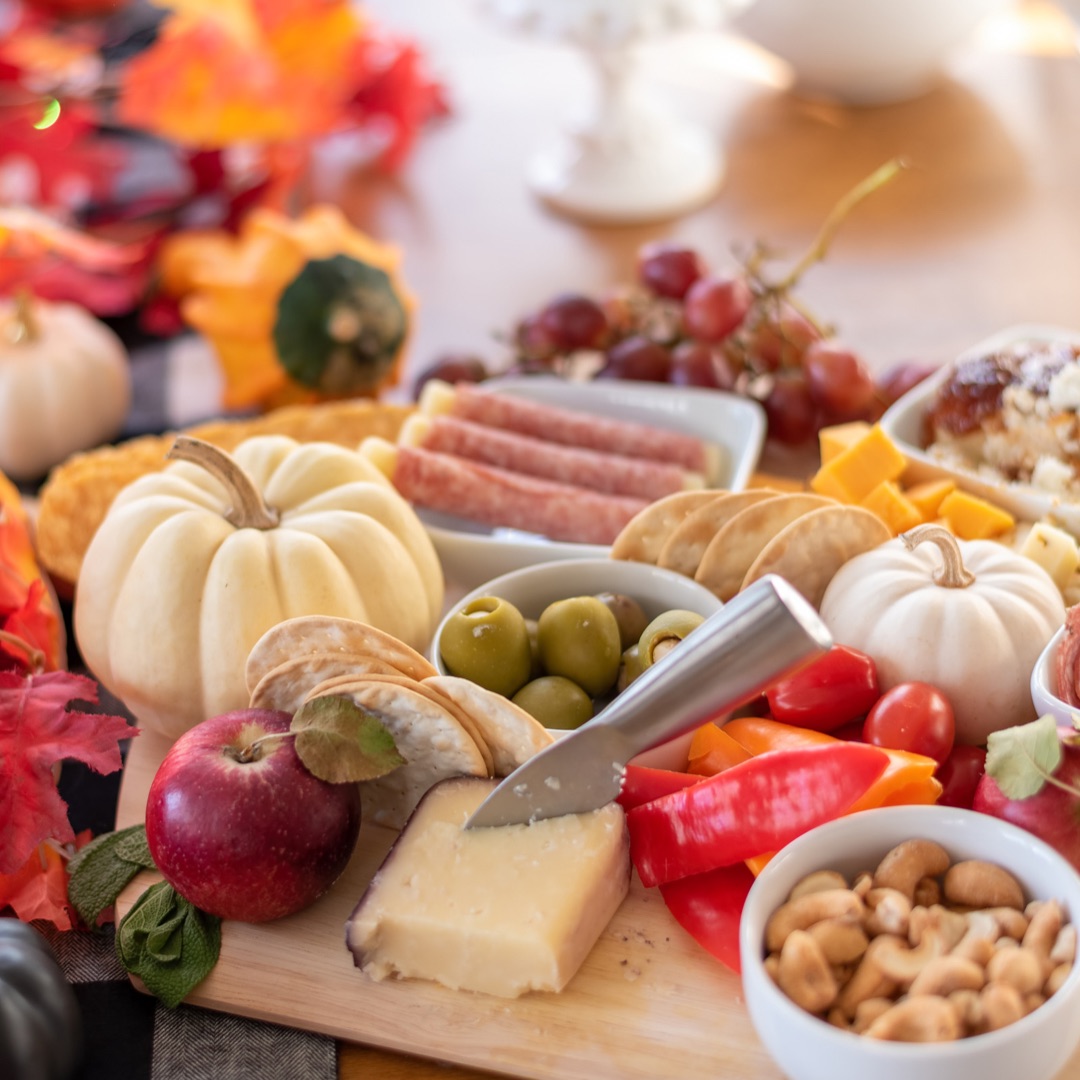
[0,296,131,482]
[73,434,444,739]
[818,524,1066,745]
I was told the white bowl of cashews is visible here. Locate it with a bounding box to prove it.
[740,805,1080,1080]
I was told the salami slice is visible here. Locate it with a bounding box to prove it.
[1056,606,1080,708]
[378,442,649,546]
[402,414,700,502]
[425,382,711,474]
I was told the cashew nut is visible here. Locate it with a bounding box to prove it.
[987,946,1045,996]
[851,996,893,1034]
[908,955,985,998]
[835,938,898,1019]
[873,839,951,900]
[808,917,869,966]
[909,905,968,952]
[985,907,1030,941]
[777,930,839,1014]
[1022,899,1064,961]
[765,889,864,953]
[870,927,951,987]
[944,861,1026,912]
[1051,923,1077,966]
[788,869,848,902]
[865,888,912,937]
[864,996,962,1043]
[1045,962,1073,996]
[913,875,942,908]
[976,983,1025,1034]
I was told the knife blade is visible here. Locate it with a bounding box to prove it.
[464,574,833,829]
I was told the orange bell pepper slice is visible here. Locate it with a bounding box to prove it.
[687,722,752,777]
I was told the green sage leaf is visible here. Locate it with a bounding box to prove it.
[115,881,221,1009]
[985,713,1063,800]
[291,694,405,783]
[67,824,154,927]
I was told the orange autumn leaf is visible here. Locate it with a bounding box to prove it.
[0,831,92,931]
[118,0,367,146]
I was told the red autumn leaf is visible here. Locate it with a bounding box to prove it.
[0,671,136,875]
[0,830,92,931]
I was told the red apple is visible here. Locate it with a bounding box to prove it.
[145,708,362,922]
[973,731,1080,871]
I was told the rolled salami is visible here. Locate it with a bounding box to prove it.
[400,413,702,502]
[361,438,648,546]
[420,380,715,476]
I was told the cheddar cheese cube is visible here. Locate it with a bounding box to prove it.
[903,478,957,522]
[860,480,923,536]
[938,490,1015,539]
[1019,521,1080,590]
[818,421,873,465]
[809,424,907,504]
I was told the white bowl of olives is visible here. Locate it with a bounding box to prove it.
[431,557,724,768]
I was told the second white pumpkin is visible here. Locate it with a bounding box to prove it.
[74,434,444,739]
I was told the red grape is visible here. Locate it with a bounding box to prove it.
[537,293,609,352]
[683,274,753,343]
[747,304,821,370]
[802,339,877,418]
[597,335,672,382]
[669,341,738,390]
[762,372,819,445]
[877,360,938,406]
[412,354,489,399]
[515,313,559,361]
[637,242,704,300]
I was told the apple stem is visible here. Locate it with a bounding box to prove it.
[233,731,295,764]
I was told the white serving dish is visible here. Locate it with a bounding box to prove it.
[431,556,725,767]
[879,324,1080,536]
[740,805,1080,1080]
[422,377,766,592]
[1031,624,1079,727]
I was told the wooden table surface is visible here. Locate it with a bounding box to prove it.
[322,1,1080,1075]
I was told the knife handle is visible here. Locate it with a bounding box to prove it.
[593,574,833,757]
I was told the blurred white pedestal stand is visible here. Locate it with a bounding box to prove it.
[483,0,750,225]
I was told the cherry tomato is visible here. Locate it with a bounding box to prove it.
[764,645,879,732]
[862,682,955,764]
[935,745,987,809]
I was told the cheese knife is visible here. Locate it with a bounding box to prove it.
[464,573,833,829]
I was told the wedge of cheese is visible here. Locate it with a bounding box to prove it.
[345,776,630,998]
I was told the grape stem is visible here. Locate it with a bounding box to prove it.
[772,158,907,293]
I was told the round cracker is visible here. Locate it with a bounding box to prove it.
[306,672,495,776]
[305,679,488,829]
[421,675,554,776]
[741,505,891,608]
[245,614,437,694]
[610,490,725,565]
[656,489,779,578]
[694,493,837,601]
[249,652,412,713]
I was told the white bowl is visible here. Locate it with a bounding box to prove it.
[431,556,724,767]
[730,0,1011,105]
[1031,625,1080,727]
[879,324,1080,536]
[421,377,766,592]
[740,805,1080,1080]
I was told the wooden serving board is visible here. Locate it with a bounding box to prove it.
[116,730,1080,1080]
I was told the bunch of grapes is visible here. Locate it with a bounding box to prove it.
[414,163,934,445]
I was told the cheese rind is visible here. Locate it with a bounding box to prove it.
[345,777,630,998]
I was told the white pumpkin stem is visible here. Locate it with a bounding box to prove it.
[900,524,976,588]
[166,436,280,530]
[3,289,40,345]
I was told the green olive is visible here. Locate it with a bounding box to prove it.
[638,609,706,669]
[537,595,622,697]
[617,643,643,693]
[595,592,650,651]
[512,675,594,730]
[438,595,532,697]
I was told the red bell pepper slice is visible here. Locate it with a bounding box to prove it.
[764,644,879,732]
[627,742,889,888]
[660,862,756,974]
[618,765,702,810]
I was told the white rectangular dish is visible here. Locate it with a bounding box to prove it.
[420,377,766,592]
[879,324,1080,535]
